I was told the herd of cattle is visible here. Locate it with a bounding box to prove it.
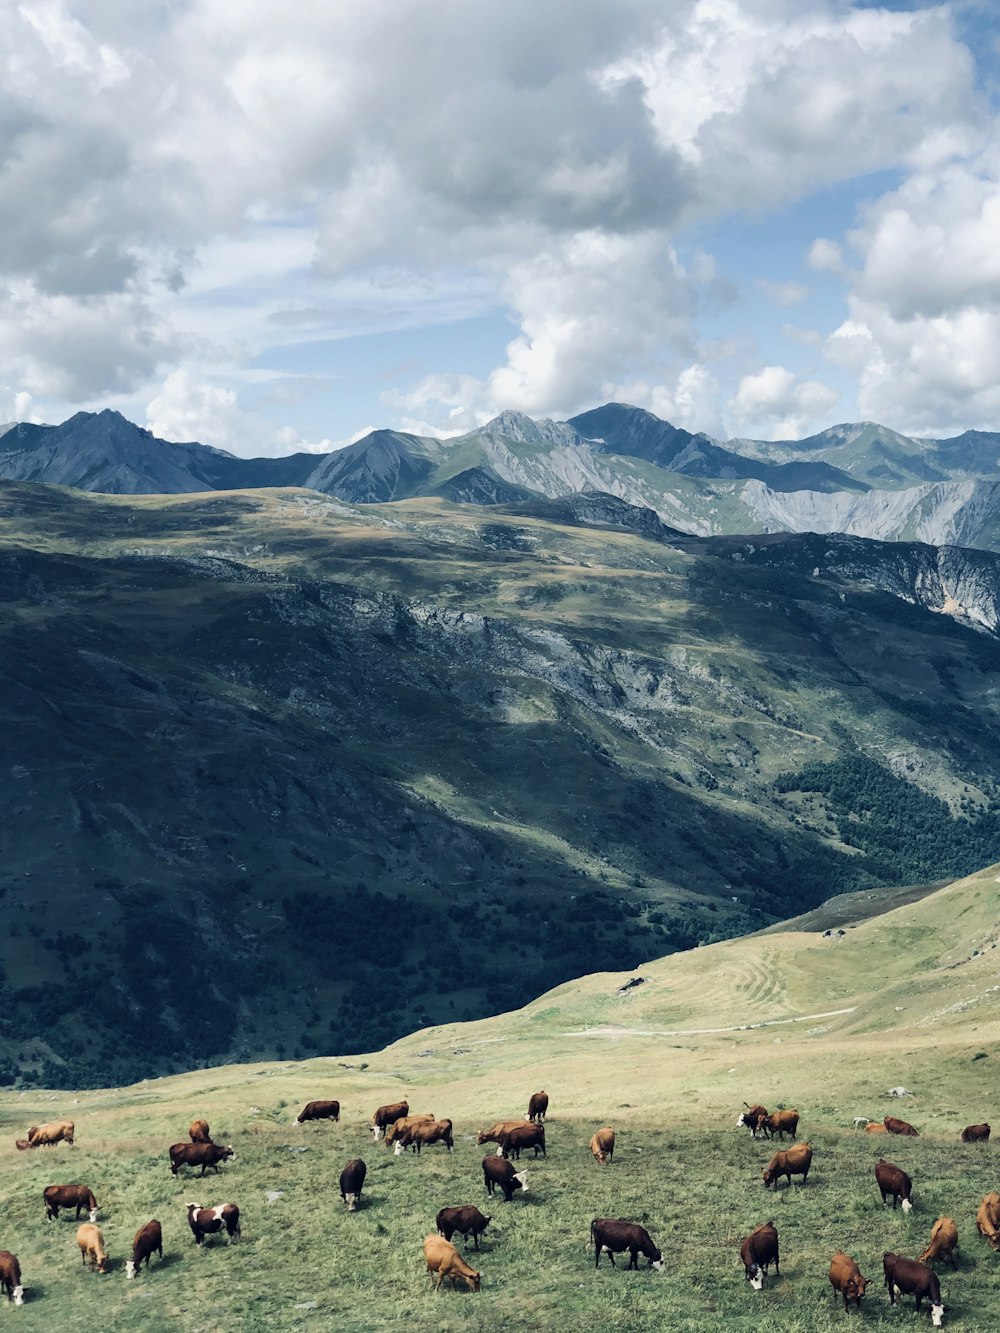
[2,1089,998,1316]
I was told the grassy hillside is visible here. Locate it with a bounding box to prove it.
[1,865,998,1330]
[3,481,1000,1084]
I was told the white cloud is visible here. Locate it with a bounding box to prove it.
[808,238,846,274]
[757,279,809,307]
[146,369,333,455]
[729,364,838,438]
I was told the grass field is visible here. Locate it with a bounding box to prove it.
[1,864,999,1329]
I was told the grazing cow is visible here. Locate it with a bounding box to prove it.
[393,1118,453,1156]
[883,1253,945,1327]
[976,1193,1000,1251]
[737,1104,770,1137]
[526,1091,548,1123]
[591,1218,664,1270]
[482,1156,528,1202]
[476,1120,524,1147]
[187,1203,240,1246]
[499,1123,546,1160]
[17,1120,74,1150]
[918,1217,958,1269]
[370,1101,409,1140]
[762,1142,812,1188]
[436,1206,491,1250]
[339,1159,366,1211]
[0,1252,24,1305]
[169,1142,234,1176]
[961,1122,990,1143]
[44,1184,98,1222]
[590,1127,615,1165]
[423,1235,481,1292]
[126,1220,163,1278]
[764,1109,799,1141]
[76,1224,108,1274]
[865,1121,888,1134]
[383,1114,434,1149]
[875,1159,913,1212]
[740,1222,779,1289]
[829,1250,869,1310]
[296,1100,340,1125]
[188,1119,211,1143]
[885,1115,919,1137]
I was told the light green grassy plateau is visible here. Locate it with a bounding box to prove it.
[1,864,998,1329]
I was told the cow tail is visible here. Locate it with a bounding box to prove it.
[590,1219,597,1250]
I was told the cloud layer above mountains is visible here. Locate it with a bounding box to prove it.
[1,1,997,452]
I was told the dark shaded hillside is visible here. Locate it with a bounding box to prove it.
[3,483,1000,1085]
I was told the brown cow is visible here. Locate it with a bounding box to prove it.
[875,1159,913,1212]
[740,1222,779,1289]
[865,1121,888,1134]
[762,1142,812,1188]
[393,1119,454,1155]
[17,1120,74,1150]
[499,1123,546,1159]
[961,1122,990,1143]
[764,1109,799,1141]
[829,1250,869,1311]
[187,1202,240,1245]
[0,1252,24,1305]
[423,1234,481,1292]
[296,1100,340,1125]
[918,1217,958,1269]
[371,1101,409,1140]
[339,1158,366,1211]
[44,1185,97,1222]
[477,1120,524,1147]
[883,1253,944,1327]
[526,1091,548,1123]
[976,1193,1000,1251]
[885,1115,919,1136]
[591,1218,664,1270]
[590,1127,615,1165]
[737,1103,769,1137]
[76,1224,107,1273]
[169,1142,234,1176]
[482,1156,528,1201]
[189,1119,211,1143]
[126,1220,163,1278]
[383,1114,434,1148]
[437,1206,491,1250]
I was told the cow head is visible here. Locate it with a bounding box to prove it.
[745,1262,764,1290]
[931,1303,945,1328]
[11,1286,24,1306]
[125,1261,137,1279]
[513,1171,528,1194]
[343,1192,358,1211]
[89,1207,98,1223]
[648,1248,664,1272]
[901,1197,912,1213]
[762,1168,775,1188]
[393,1140,405,1157]
[476,1131,491,1145]
[220,1145,235,1161]
[465,1269,482,1293]
[846,1274,869,1303]
[370,1125,383,1140]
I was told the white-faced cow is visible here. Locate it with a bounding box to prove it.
[591,1218,664,1270]
[170,1142,234,1176]
[883,1253,945,1327]
[187,1202,240,1245]
[339,1159,366,1211]
[370,1101,409,1141]
[737,1103,769,1137]
[526,1091,548,1123]
[499,1123,545,1159]
[740,1222,779,1289]
[482,1156,528,1202]
[875,1159,913,1212]
[393,1119,454,1156]
[126,1220,163,1278]
[0,1253,24,1305]
[44,1185,97,1222]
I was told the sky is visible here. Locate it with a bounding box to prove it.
[2,0,1000,457]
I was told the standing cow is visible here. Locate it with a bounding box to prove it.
[170,1142,234,1176]
[76,1224,108,1273]
[189,1119,211,1144]
[371,1101,409,1140]
[126,1220,163,1278]
[43,1185,97,1222]
[829,1251,869,1311]
[297,1100,340,1125]
[591,1218,664,1270]
[187,1203,240,1245]
[0,1253,24,1305]
[740,1222,779,1289]
[339,1159,366,1211]
[883,1253,945,1327]
[590,1127,615,1164]
[436,1207,491,1250]
[482,1156,528,1202]
[526,1091,548,1123]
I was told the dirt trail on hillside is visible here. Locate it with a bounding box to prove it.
[564,1005,857,1039]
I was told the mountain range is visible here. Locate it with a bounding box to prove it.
[5,403,1000,550]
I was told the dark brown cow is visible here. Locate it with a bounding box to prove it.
[875,1159,913,1212]
[126,1220,163,1278]
[591,1218,664,1270]
[44,1184,97,1222]
[436,1206,491,1250]
[764,1109,799,1141]
[170,1142,234,1176]
[740,1222,779,1289]
[829,1250,869,1311]
[762,1142,812,1188]
[918,1217,958,1269]
[885,1115,919,1136]
[187,1202,240,1245]
[339,1158,366,1211]
[737,1103,770,1137]
[393,1118,453,1155]
[371,1101,409,1140]
[296,1100,340,1125]
[477,1120,523,1147]
[526,1091,548,1123]
[189,1118,211,1143]
[482,1156,528,1201]
[961,1122,990,1143]
[883,1253,944,1327]
[0,1252,24,1305]
[499,1123,546,1159]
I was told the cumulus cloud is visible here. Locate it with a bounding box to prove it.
[729,364,838,438]
[146,369,333,455]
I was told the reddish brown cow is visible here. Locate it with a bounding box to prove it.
[764,1109,799,1141]
[126,1220,163,1278]
[737,1103,770,1137]
[423,1234,481,1292]
[591,1218,664,1270]
[976,1194,1000,1251]
[918,1217,958,1269]
[883,1253,944,1327]
[829,1250,869,1311]
[371,1101,409,1140]
[187,1202,240,1245]
[296,1100,340,1125]
[762,1142,812,1188]
[590,1127,615,1164]
[188,1118,211,1144]
[43,1185,97,1222]
[499,1123,546,1159]
[961,1122,990,1143]
[436,1206,491,1250]
[526,1091,548,1123]
[383,1114,434,1148]
[482,1156,528,1201]
[393,1119,454,1155]
[169,1142,234,1176]
[875,1159,913,1212]
[885,1115,919,1136]
[0,1253,24,1305]
[740,1222,779,1289]
[476,1120,523,1147]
